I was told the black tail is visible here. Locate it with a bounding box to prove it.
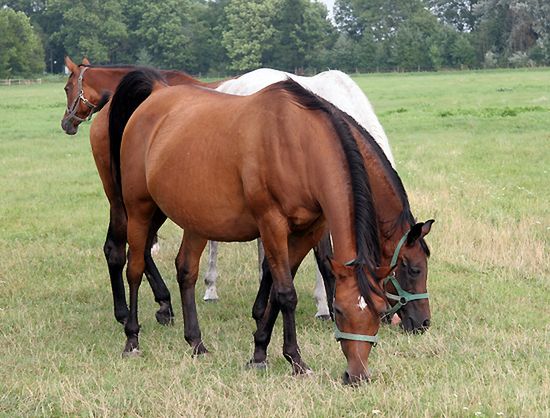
[108,68,166,197]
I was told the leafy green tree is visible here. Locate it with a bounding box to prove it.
[136,0,197,71]
[0,8,44,77]
[327,34,359,71]
[428,0,479,32]
[451,35,476,67]
[268,0,336,71]
[472,0,550,66]
[222,0,278,71]
[47,0,129,63]
[393,9,444,70]
[192,0,231,74]
[335,0,425,42]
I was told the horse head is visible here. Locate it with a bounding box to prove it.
[61,56,106,135]
[331,259,392,385]
[383,220,434,333]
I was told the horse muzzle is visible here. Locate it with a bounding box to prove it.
[61,117,78,135]
[400,314,431,333]
[342,369,370,386]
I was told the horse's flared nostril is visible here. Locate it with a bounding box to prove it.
[422,318,431,328]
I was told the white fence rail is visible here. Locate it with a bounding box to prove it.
[0,78,43,86]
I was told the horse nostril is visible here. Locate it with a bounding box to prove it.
[342,371,351,385]
[422,318,431,328]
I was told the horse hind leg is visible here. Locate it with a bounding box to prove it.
[103,204,129,324]
[123,202,158,356]
[143,209,174,325]
[257,238,265,282]
[203,240,219,301]
[175,232,209,356]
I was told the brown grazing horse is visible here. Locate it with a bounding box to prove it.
[310,128,434,332]
[61,57,224,325]
[109,69,392,384]
[249,93,435,372]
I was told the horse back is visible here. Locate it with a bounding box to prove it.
[122,84,339,239]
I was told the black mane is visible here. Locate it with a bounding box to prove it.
[275,78,384,309]
[338,108,431,256]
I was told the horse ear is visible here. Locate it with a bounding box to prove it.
[329,258,354,280]
[65,56,77,73]
[82,57,90,65]
[407,219,435,245]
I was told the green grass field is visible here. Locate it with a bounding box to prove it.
[1,68,549,417]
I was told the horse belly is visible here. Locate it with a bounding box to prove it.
[147,160,259,242]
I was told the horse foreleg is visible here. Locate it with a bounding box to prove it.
[103,202,129,324]
[203,240,219,301]
[251,220,324,375]
[143,210,174,325]
[175,232,208,356]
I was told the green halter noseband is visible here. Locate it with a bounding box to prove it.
[334,324,378,345]
[383,230,429,317]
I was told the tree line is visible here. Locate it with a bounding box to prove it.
[1,0,549,78]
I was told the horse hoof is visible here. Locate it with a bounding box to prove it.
[315,314,331,321]
[155,301,174,326]
[203,288,219,301]
[155,310,174,326]
[122,347,141,358]
[246,359,268,370]
[297,368,314,377]
[191,342,209,357]
[203,298,218,303]
[292,366,313,376]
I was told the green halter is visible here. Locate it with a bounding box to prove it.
[334,323,379,345]
[332,229,428,343]
[383,230,429,317]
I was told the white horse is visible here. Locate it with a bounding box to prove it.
[202,68,396,319]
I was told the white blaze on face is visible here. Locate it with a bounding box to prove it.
[357,296,368,311]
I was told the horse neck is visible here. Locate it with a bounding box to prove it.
[83,67,135,96]
[351,127,411,261]
[309,141,360,264]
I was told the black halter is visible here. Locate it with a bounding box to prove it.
[64,67,99,124]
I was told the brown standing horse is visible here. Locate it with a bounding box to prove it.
[109,69,392,383]
[61,57,224,325]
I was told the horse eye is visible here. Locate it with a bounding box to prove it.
[408,266,421,276]
[64,86,69,92]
